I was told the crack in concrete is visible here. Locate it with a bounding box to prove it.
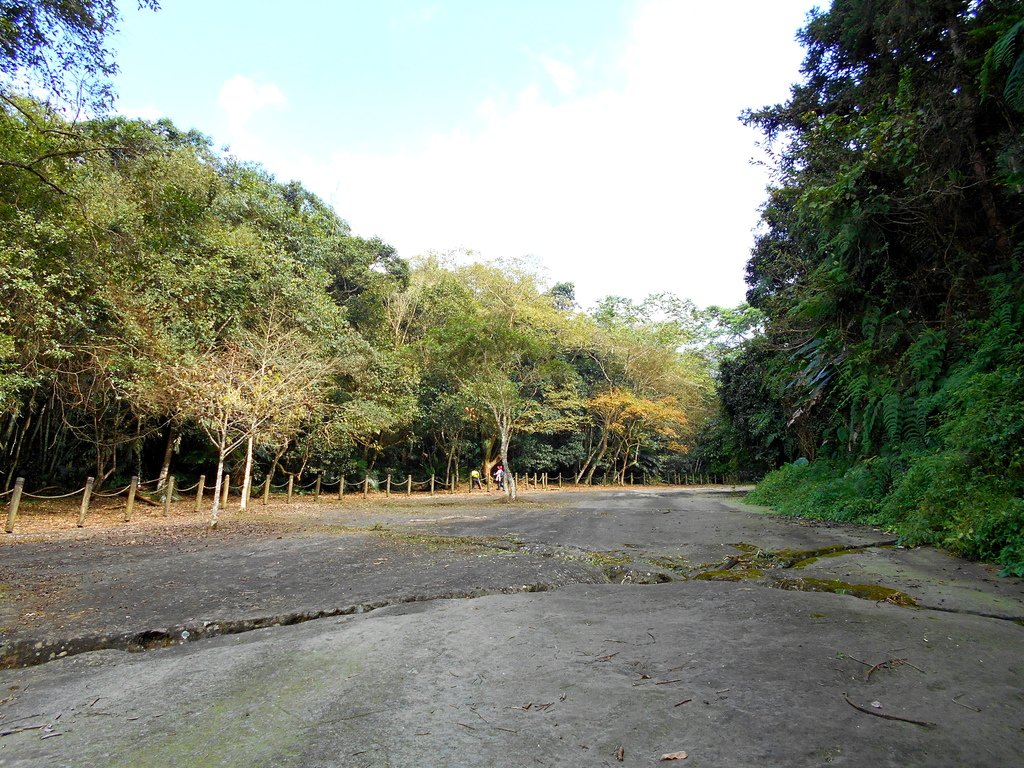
[4,536,1019,672]
[0,582,560,671]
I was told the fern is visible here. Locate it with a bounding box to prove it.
[901,396,926,452]
[982,19,1024,110]
[881,391,901,444]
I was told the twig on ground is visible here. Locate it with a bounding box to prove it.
[673,699,692,707]
[951,695,981,713]
[843,695,936,728]
[865,658,907,681]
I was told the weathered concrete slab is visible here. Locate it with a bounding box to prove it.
[0,582,1021,767]
[1,488,1022,766]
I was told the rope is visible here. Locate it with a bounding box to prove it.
[93,482,133,498]
[176,481,200,493]
[296,479,318,490]
[0,488,13,499]
[22,486,87,500]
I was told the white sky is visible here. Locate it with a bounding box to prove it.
[115,0,821,310]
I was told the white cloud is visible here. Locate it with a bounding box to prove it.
[251,0,811,309]
[218,74,287,128]
[215,74,288,161]
[539,54,579,95]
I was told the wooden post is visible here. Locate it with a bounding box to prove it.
[5,477,24,533]
[407,475,412,496]
[163,475,174,516]
[363,476,369,498]
[263,476,271,506]
[338,476,345,501]
[221,473,230,507]
[77,477,94,528]
[314,476,321,500]
[430,474,435,496]
[386,474,391,498]
[559,473,563,488]
[195,474,205,512]
[630,474,634,486]
[124,475,138,522]
[287,474,294,504]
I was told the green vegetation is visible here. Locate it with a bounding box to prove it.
[2,0,1023,575]
[0,2,740,514]
[710,0,1024,575]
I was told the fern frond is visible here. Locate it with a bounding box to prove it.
[882,391,901,444]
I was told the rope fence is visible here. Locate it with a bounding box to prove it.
[3,467,751,533]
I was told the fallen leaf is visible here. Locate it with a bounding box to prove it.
[615,745,625,761]
[660,751,688,761]
[870,701,882,709]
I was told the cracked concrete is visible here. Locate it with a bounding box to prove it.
[1,487,1023,767]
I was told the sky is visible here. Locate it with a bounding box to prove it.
[112,0,821,310]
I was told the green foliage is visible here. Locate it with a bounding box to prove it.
[725,0,1024,573]
[747,459,885,524]
[0,0,159,108]
[981,17,1024,110]
[0,3,724,495]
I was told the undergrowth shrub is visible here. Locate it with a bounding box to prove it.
[747,459,883,523]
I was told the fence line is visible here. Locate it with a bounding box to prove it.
[3,468,754,533]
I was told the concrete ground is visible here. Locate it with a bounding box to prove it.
[1,487,1022,767]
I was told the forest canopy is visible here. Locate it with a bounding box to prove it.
[0,81,736,510]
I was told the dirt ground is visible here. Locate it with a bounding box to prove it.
[1,486,1022,767]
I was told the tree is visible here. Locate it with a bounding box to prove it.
[0,0,159,109]
[170,321,331,528]
[725,0,1024,571]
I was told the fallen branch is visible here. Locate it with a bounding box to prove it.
[843,695,936,728]
[0,724,46,737]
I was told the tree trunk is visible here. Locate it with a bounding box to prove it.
[209,448,227,529]
[268,443,288,489]
[583,431,608,485]
[240,435,255,512]
[157,428,175,490]
[498,425,516,500]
